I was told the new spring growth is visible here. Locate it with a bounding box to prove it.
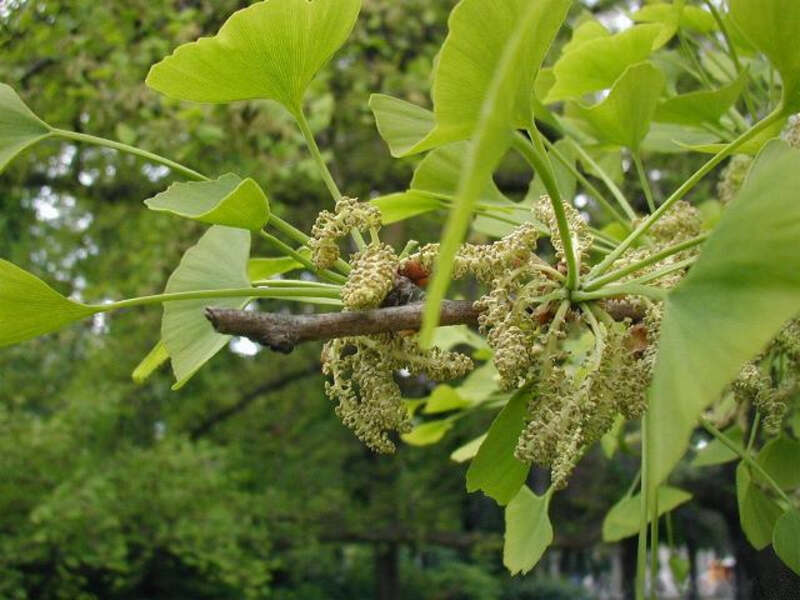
[309,197,382,269]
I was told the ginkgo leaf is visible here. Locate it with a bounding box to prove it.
[774,510,800,575]
[162,226,252,390]
[247,253,309,282]
[648,140,800,491]
[145,173,270,230]
[561,20,610,56]
[368,94,435,158]
[504,486,553,575]
[546,24,663,103]
[729,0,800,111]
[572,62,665,151]
[632,2,717,35]
[401,419,454,446]
[736,463,783,550]
[419,0,571,344]
[450,434,487,463]
[0,84,52,172]
[371,192,441,224]
[132,341,170,384]
[655,71,748,127]
[602,486,692,542]
[466,387,530,505]
[146,0,362,115]
[411,142,511,205]
[0,259,95,347]
[391,0,571,156]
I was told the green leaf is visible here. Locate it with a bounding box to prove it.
[600,414,626,459]
[561,20,610,56]
[655,72,748,127]
[729,0,800,111]
[411,142,510,205]
[736,462,783,550]
[572,62,665,151]
[162,226,252,390]
[546,24,663,102]
[602,486,692,543]
[146,0,362,115]
[423,385,472,414]
[397,0,571,156]
[755,437,800,491]
[692,426,744,468]
[649,140,800,491]
[132,341,170,384]
[371,192,441,224]
[503,486,553,575]
[145,174,270,230]
[466,387,530,505]
[247,253,309,282]
[632,3,717,35]
[401,420,454,447]
[0,259,95,347]
[450,434,487,464]
[419,0,571,344]
[641,122,718,154]
[0,84,52,172]
[368,94,435,158]
[673,115,786,155]
[773,509,800,575]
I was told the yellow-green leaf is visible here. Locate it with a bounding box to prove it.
[419,0,571,344]
[368,94,436,158]
[546,24,663,103]
[0,84,52,172]
[401,419,454,447]
[0,260,94,347]
[371,192,441,225]
[774,510,800,575]
[729,0,800,111]
[247,253,309,282]
[736,462,783,550]
[649,140,800,492]
[450,434,487,464]
[132,341,170,384]
[655,71,748,127]
[145,173,270,230]
[572,62,665,151]
[503,486,553,575]
[162,226,252,390]
[602,486,692,543]
[396,0,571,156]
[146,0,361,115]
[466,387,530,505]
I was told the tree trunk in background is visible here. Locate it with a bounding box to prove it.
[374,542,399,600]
[686,537,699,600]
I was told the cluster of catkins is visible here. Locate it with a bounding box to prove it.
[313,198,472,452]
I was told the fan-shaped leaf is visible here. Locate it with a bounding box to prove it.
[145,174,270,230]
[655,71,748,127]
[162,226,252,390]
[0,84,52,172]
[649,140,800,491]
[602,486,692,542]
[371,192,441,224]
[504,486,553,575]
[146,0,362,115]
[572,62,665,151]
[419,0,571,343]
[247,253,309,282]
[394,0,571,156]
[546,24,663,102]
[730,0,800,111]
[368,94,435,158]
[466,387,530,505]
[0,259,94,347]
[132,341,170,384]
[401,419,454,447]
[774,510,800,575]
[736,463,783,550]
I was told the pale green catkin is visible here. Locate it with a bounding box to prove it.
[341,242,398,309]
[309,197,382,269]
